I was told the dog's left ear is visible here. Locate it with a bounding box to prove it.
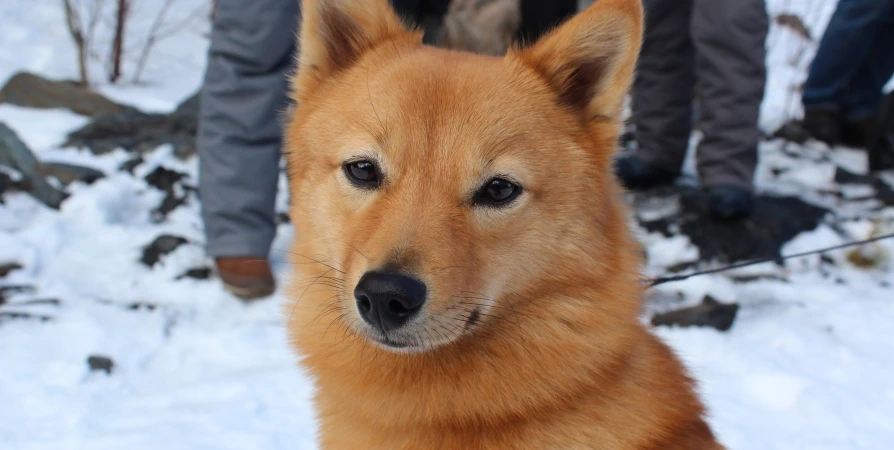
[292,0,416,103]
[513,0,643,123]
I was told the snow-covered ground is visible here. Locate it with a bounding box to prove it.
[1,1,893,449]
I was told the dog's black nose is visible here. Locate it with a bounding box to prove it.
[354,271,426,332]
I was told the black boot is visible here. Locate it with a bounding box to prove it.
[802,106,841,145]
[707,185,753,220]
[614,155,679,191]
[840,116,875,149]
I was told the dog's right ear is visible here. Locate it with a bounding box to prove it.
[292,0,417,103]
[512,0,643,124]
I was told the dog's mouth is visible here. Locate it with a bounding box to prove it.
[370,335,410,349]
[359,306,484,353]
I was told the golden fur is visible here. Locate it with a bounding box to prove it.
[284,0,723,448]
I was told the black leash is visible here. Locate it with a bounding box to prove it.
[648,232,894,287]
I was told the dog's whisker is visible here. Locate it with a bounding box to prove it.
[269,249,347,274]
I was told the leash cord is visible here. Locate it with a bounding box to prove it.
[648,232,894,287]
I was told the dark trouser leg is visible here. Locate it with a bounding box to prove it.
[803,0,894,114]
[389,0,452,43]
[691,0,768,191]
[198,0,298,258]
[515,0,578,44]
[841,2,894,120]
[631,0,695,173]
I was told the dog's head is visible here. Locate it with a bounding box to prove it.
[286,0,643,354]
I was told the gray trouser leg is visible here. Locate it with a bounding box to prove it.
[633,0,768,191]
[691,0,768,191]
[632,0,696,173]
[198,0,299,258]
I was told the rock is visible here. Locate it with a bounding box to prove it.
[0,263,23,277]
[42,162,104,186]
[0,122,70,208]
[0,72,129,118]
[0,285,36,304]
[835,167,894,206]
[64,92,198,158]
[651,296,739,332]
[140,235,189,267]
[144,166,186,192]
[774,14,812,41]
[172,91,200,119]
[636,185,828,264]
[14,298,61,307]
[144,166,192,221]
[0,311,53,323]
[118,156,144,174]
[277,212,291,225]
[86,355,115,375]
[127,302,158,311]
[29,181,70,209]
[0,122,40,177]
[152,194,189,222]
[177,267,212,280]
[0,169,26,200]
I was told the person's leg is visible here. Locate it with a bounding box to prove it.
[803,0,893,113]
[842,3,894,121]
[198,0,299,298]
[618,0,694,189]
[691,0,767,194]
[418,0,453,44]
[515,0,578,44]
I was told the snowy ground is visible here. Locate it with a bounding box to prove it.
[2,1,893,449]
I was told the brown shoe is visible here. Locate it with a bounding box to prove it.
[215,257,276,301]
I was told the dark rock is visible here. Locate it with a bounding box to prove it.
[177,267,212,280]
[636,185,828,264]
[14,298,61,307]
[87,355,115,375]
[172,92,200,119]
[64,92,199,158]
[0,263,23,277]
[277,212,291,225]
[144,166,186,192]
[651,296,739,331]
[0,72,129,117]
[144,166,192,221]
[1,122,70,208]
[127,302,158,311]
[140,235,189,267]
[0,311,53,323]
[0,285,36,304]
[42,162,104,185]
[834,167,894,206]
[118,156,144,174]
[774,14,812,41]
[0,169,23,198]
[0,122,40,177]
[152,193,189,223]
[730,274,788,283]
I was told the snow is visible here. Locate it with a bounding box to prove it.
[2,1,894,449]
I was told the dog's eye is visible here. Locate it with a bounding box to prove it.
[343,160,381,188]
[475,178,521,207]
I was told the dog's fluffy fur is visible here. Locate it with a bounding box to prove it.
[284,0,724,448]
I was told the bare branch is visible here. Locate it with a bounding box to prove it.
[132,0,176,83]
[108,0,129,83]
[62,0,90,85]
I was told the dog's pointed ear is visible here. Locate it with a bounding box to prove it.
[513,0,642,123]
[292,0,416,103]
